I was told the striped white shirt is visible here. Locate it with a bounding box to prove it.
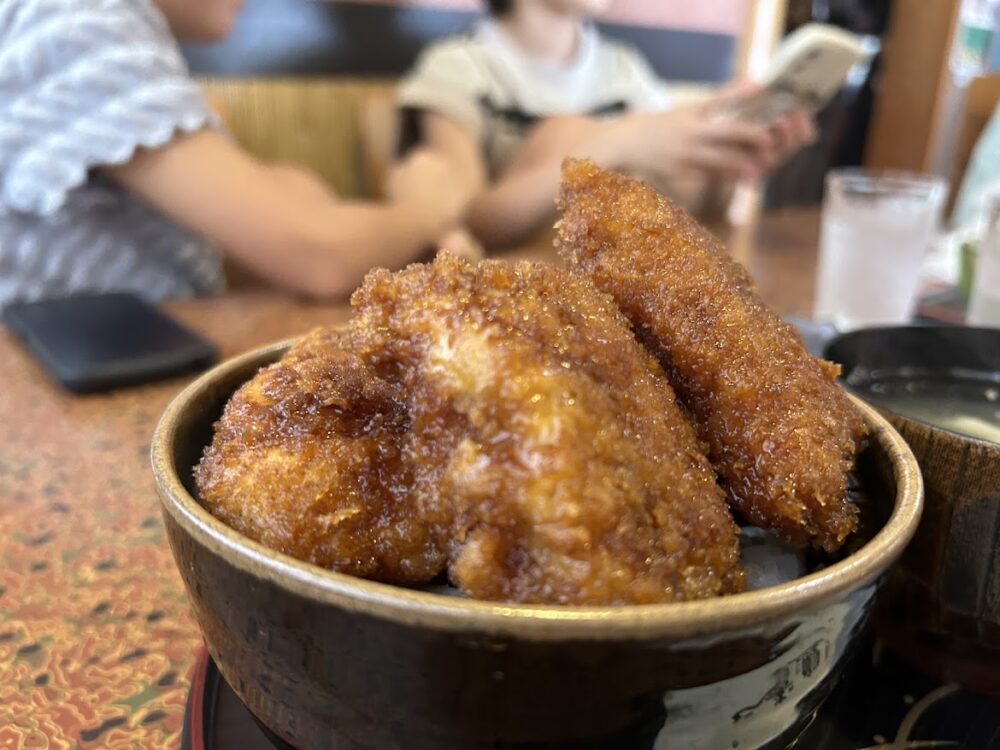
[0,0,224,308]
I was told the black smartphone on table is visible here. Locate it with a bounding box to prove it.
[3,292,218,393]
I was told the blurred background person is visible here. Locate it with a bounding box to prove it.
[394,0,817,249]
[0,0,473,309]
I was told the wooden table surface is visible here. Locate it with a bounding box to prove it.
[0,208,822,747]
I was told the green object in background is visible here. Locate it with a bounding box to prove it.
[960,22,993,61]
[960,240,979,299]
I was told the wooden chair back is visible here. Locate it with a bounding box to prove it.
[199,77,396,199]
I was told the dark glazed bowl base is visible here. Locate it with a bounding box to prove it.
[182,637,1000,750]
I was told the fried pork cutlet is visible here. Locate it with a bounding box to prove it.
[557,159,866,552]
[350,253,743,604]
[195,327,449,584]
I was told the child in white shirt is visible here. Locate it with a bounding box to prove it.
[398,0,816,248]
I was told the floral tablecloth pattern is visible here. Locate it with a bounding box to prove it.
[0,295,349,749]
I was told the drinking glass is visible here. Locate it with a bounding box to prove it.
[967,190,1000,326]
[814,169,948,330]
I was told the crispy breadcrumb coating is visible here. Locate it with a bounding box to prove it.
[557,159,865,552]
[350,253,743,604]
[197,253,744,604]
[195,327,449,583]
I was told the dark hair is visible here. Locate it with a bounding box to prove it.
[487,0,512,15]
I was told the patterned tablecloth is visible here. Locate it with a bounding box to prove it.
[0,294,349,748]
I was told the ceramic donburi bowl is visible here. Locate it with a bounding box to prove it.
[152,339,922,749]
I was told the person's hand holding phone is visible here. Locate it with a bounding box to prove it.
[734,23,870,125]
[704,82,818,176]
[612,86,814,184]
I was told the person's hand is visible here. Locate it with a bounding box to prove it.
[614,83,816,182]
[436,227,485,263]
[615,104,772,182]
[387,148,472,234]
[766,107,817,170]
[703,81,817,173]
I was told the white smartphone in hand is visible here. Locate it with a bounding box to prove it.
[726,23,871,124]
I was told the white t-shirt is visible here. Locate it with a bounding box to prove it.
[397,20,670,177]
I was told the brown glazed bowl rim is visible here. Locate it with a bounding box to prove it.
[152,337,924,642]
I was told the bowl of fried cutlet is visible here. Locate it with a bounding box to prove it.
[152,161,923,750]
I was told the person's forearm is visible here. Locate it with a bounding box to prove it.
[312,200,446,292]
[263,165,451,282]
[468,119,634,248]
[240,199,447,299]
[466,161,564,249]
[109,132,455,299]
